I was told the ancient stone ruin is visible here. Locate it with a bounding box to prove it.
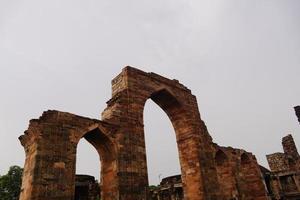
[266,134,300,199]
[149,134,300,200]
[19,67,289,200]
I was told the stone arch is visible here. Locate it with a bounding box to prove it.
[143,88,192,144]
[143,90,182,184]
[215,149,228,166]
[101,67,221,200]
[75,127,118,200]
[142,88,189,186]
[19,111,119,200]
[19,67,225,200]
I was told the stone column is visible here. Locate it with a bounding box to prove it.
[282,134,299,159]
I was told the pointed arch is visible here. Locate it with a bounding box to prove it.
[241,153,251,165]
[76,127,118,200]
[215,149,228,166]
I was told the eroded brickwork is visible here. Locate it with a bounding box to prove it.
[266,134,300,199]
[213,145,268,200]
[19,111,119,200]
[149,145,269,200]
[19,67,270,200]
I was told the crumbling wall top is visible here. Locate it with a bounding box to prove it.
[111,66,191,97]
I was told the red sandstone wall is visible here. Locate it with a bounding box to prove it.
[18,67,271,200]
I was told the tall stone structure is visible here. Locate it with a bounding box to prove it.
[18,67,270,200]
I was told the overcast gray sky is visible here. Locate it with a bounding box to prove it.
[0,0,300,185]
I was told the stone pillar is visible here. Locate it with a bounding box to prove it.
[282,134,299,159]
[19,118,77,200]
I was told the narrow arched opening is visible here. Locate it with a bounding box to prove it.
[143,89,186,199]
[75,138,101,200]
[241,153,251,165]
[144,100,181,185]
[75,127,117,200]
[215,149,228,166]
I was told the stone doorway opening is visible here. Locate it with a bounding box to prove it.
[75,133,101,200]
[74,128,117,200]
[144,99,181,186]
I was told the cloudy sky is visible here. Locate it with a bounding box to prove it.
[0,0,299,185]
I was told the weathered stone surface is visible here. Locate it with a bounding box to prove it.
[19,111,119,200]
[213,145,268,200]
[150,145,269,200]
[266,134,300,199]
[19,67,270,200]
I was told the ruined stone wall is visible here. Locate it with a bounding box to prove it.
[150,144,269,200]
[213,145,268,200]
[19,67,225,200]
[18,67,271,200]
[214,147,238,199]
[267,135,300,172]
[266,134,300,199]
[149,175,183,200]
[19,111,119,200]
